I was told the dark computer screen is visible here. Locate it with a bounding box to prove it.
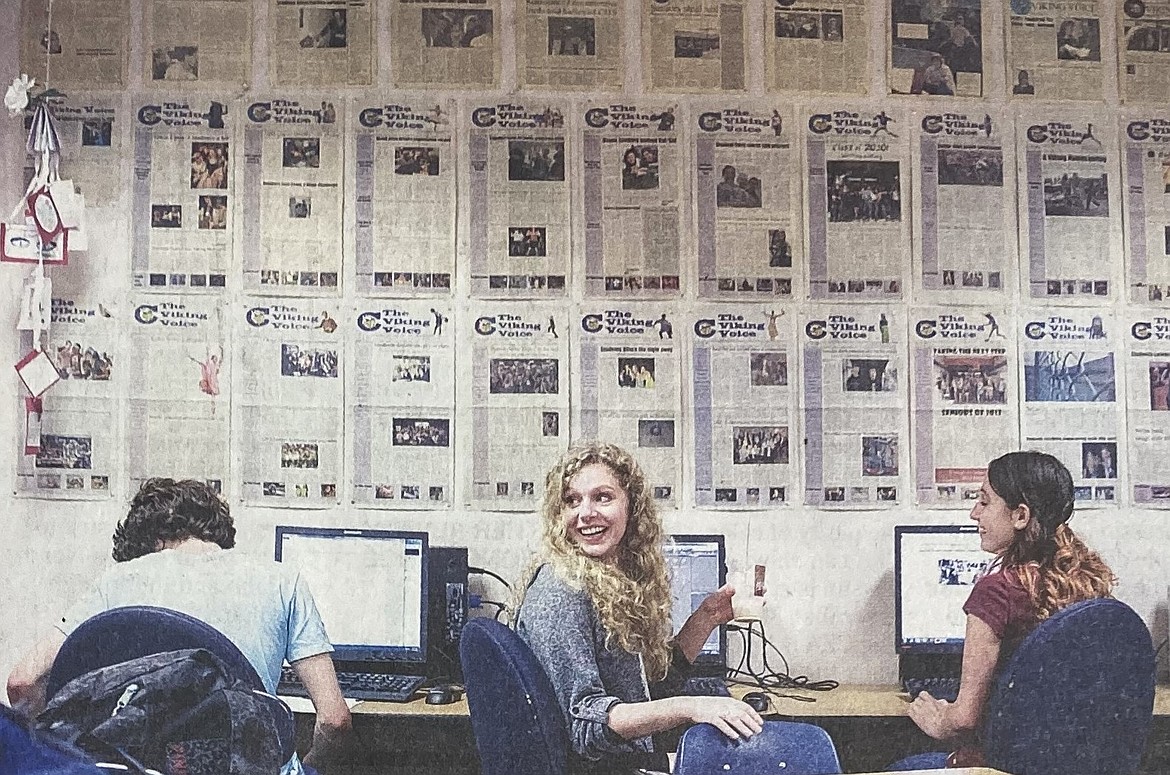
[664,534,727,669]
[894,525,990,654]
[275,526,429,662]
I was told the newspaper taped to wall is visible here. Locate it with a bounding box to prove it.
[20,0,128,88]
[802,306,907,507]
[767,0,866,93]
[642,0,746,91]
[241,96,343,296]
[467,100,570,298]
[909,307,1017,506]
[126,295,230,491]
[131,96,234,293]
[464,304,569,510]
[350,302,455,508]
[350,98,455,296]
[1019,308,1124,506]
[805,106,909,301]
[1126,313,1170,506]
[391,0,500,87]
[1120,113,1170,306]
[16,296,118,500]
[32,95,124,209]
[1006,0,1104,99]
[889,0,987,95]
[269,0,373,86]
[575,305,682,508]
[145,0,251,90]
[912,108,1015,301]
[695,103,799,301]
[1119,0,1170,102]
[580,102,684,297]
[690,305,796,508]
[236,301,343,507]
[517,0,625,89]
[1017,111,1122,304]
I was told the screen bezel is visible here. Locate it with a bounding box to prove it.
[894,524,980,655]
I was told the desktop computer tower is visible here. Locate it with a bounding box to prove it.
[428,546,469,681]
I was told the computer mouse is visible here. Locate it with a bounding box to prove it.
[425,685,463,705]
[742,691,770,713]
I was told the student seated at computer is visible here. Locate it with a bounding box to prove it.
[900,451,1115,768]
[6,479,352,773]
[514,441,763,774]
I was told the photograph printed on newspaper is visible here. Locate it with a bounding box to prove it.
[889,0,987,96]
[910,307,1017,506]
[21,0,128,88]
[1006,0,1104,100]
[240,95,343,296]
[145,0,251,90]
[467,100,570,298]
[802,306,908,507]
[130,96,233,293]
[236,302,343,507]
[518,0,624,89]
[690,305,796,509]
[1019,308,1123,507]
[695,104,800,301]
[767,0,866,93]
[350,98,455,297]
[1126,313,1170,506]
[1120,113,1170,306]
[1119,0,1170,102]
[269,0,373,86]
[642,0,746,91]
[392,0,500,87]
[350,302,455,508]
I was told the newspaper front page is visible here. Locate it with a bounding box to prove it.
[350,98,455,296]
[805,106,910,301]
[1121,113,1170,306]
[889,0,988,96]
[802,306,907,507]
[580,102,684,297]
[391,0,501,87]
[1126,313,1170,507]
[695,103,800,301]
[145,0,251,90]
[126,296,230,491]
[910,307,1017,506]
[690,305,797,509]
[912,107,1016,301]
[1006,0,1105,100]
[518,0,625,89]
[1120,0,1170,102]
[575,305,682,508]
[38,94,125,210]
[468,100,571,298]
[20,0,128,88]
[642,0,746,91]
[766,0,867,93]
[16,296,119,500]
[350,302,455,508]
[464,304,569,510]
[241,96,343,296]
[1017,112,1122,304]
[131,96,234,293]
[269,0,373,86]
[236,302,344,507]
[1019,308,1124,506]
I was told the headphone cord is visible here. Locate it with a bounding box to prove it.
[726,620,839,702]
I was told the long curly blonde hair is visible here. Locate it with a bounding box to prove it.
[514,441,675,679]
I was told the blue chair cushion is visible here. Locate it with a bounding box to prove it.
[676,720,842,775]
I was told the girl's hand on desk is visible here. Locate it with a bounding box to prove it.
[907,691,952,740]
[684,696,764,741]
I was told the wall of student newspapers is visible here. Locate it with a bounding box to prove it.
[2,0,1170,684]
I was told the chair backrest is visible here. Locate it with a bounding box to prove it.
[675,720,842,775]
[0,705,104,775]
[459,617,569,775]
[983,597,1156,775]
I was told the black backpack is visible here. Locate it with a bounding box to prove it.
[36,648,289,775]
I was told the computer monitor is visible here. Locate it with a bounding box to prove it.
[894,525,990,655]
[275,526,429,663]
[664,534,727,672]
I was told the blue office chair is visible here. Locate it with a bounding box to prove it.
[459,617,569,775]
[676,720,842,775]
[0,705,105,775]
[46,605,296,763]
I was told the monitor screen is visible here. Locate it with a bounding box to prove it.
[275,526,428,662]
[895,525,990,654]
[664,534,727,668]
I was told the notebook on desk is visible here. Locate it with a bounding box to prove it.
[664,534,731,696]
[274,526,430,702]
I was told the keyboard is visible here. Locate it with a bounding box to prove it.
[680,676,732,697]
[903,677,961,703]
[279,667,426,703]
